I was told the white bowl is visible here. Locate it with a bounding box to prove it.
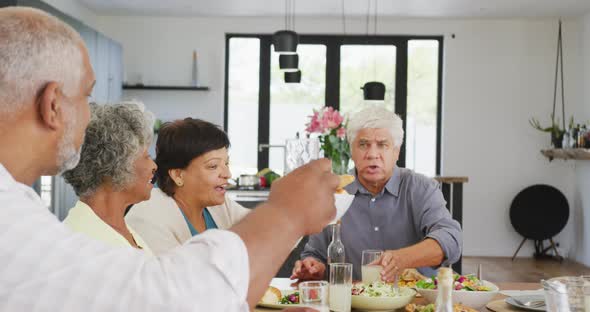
[351,287,416,311]
[331,194,355,223]
[416,280,499,310]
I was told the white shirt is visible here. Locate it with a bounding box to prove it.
[0,164,250,312]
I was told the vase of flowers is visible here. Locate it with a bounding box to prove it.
[305,107,351,174]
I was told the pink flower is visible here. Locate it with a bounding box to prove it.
[305,110,324,133]
[337,127,346,139]
[321,107,344,130]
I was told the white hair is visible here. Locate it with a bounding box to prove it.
[56,100,82,174]
[346,106,404,148]
[0,7,84,116]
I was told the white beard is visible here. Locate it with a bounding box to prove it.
[56,107,82,175]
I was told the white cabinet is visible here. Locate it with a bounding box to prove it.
[93,33,110,103]
[108,40,123,102]
[91,34,124,103]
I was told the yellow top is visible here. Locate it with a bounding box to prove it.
[63,200,153,256]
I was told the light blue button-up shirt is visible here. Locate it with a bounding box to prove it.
[301,166,463,280]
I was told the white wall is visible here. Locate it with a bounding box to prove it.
[570,14,590,267]
[97,15,583,259]
[42,0,98,29]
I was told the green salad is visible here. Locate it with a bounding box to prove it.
[415,274,491,291]
[279,292,299,304]
[351,281,402,297]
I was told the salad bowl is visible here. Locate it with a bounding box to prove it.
[415,274,499,309]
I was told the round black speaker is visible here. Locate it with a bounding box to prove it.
[510,184,569,241]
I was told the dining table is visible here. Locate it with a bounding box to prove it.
[254,282,541,312]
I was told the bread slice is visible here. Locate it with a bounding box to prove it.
[336,175,355,194]
[401,268,427,281]
[338,174,355,189]
[260,286,282,304]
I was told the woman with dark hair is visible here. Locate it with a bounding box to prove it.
[126,118,250,255]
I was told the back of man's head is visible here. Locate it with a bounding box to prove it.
[0,7,84,117]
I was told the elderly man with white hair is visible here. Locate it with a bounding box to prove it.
[0,6,336,312]
[292,106,462,282]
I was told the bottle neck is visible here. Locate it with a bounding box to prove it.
[332,223,341,242]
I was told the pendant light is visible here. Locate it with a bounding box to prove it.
[279,54,299,72]
[273,0,298,54]
[362,81,386,100]
[361,0,385,101]
[284,70,301,83]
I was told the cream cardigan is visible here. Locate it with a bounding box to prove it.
[125,188,250,255]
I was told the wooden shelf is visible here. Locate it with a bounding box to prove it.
[434,176,469,183]
[122,84,209,91]
[541,148,590,160]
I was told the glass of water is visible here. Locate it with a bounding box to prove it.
[361,249,383,284]
[299,280,329,312]
[329,263,353,312]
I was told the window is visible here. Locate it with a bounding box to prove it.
[225,35,442,177]
[226,37,260,177]
[340,45,396,115]
[406,40,440,176]
[269,44,326,174]
[40,176,53,207]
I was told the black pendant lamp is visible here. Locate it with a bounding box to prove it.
[362,82,386,100]
[362,0,385,101]
[285,70,301,83]
[279,54,299,72]
[273,30,298,54]
[273,0,298,54]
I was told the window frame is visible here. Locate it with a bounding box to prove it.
[224,34,443,175]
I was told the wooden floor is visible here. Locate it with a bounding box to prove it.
[462,256,590,283]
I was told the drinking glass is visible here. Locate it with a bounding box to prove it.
[329,263,353,312]
[299,280,329,312]
[361,249,383,284]
[284,138,321,174]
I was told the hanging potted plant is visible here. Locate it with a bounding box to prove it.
[529,114,573,148]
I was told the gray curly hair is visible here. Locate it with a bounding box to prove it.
[63,101,155,197]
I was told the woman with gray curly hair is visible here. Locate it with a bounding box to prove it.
[62,101,157,255]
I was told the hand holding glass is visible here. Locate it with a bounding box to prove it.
[361,249,383,284]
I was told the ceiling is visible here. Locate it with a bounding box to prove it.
[79,0,590,18]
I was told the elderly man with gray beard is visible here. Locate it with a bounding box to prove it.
[292,106,463,282]
[0,6,335,312]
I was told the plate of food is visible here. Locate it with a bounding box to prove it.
[415,274,498,309]
[257,286,302,309]
[351,281,416,311]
